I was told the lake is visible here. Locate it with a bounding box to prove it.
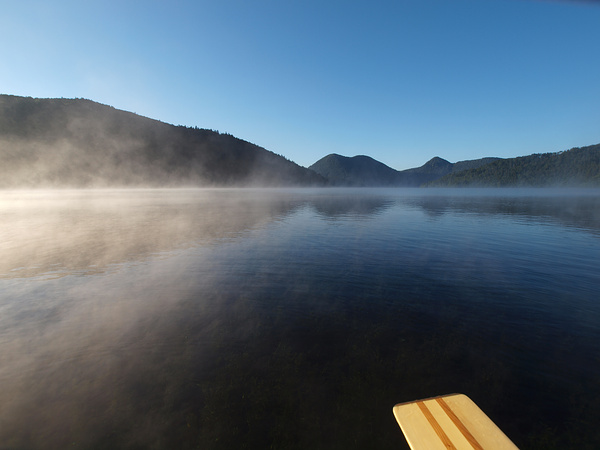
[1,188,599,449]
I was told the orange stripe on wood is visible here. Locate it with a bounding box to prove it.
[417,401,456,449]
[436,397,484,450]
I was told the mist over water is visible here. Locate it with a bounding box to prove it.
[1,188,599,449]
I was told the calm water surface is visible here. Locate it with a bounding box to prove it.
[1,188,599,449]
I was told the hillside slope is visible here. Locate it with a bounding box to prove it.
[0,95,325,187]
[428,145,600,187]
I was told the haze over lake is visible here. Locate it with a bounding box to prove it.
[1,188,599,449]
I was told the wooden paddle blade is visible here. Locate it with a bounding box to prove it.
[393,394,518,450]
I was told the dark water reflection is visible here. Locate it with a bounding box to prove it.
[1,188,599,449]
[403,189,600,234]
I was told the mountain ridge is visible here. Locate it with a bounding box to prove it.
[307,154,402,186]
[0,95,326,188]
[308,154,501,187]
[1,94,598,188]
[428,145,600,187]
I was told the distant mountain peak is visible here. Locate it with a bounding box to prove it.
[421,157,453,172]
[309,154,401,186]
[309,153,506,187]
[425,156,451,165]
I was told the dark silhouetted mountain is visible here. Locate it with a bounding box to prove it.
[308,154,402,186]
[4,95,596,189]
[0,95,325,187]
[399,156,454,185]
[428,144,600,187]
[400,156,502,186]
[309,154,501,186]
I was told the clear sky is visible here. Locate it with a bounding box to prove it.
[2,0,599,170]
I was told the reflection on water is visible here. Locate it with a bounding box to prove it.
[1,188,599,449]
[0,189,309,279]
[402,188,600,233]
[3,188,598,281]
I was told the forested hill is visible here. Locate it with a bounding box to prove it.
[428,144,600,187]
[308,154,402,186]
[3,95,597,189]
[309,153,500,187]
[0,95,325,187]
[399,156,501,186]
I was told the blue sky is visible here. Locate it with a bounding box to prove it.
[2,0,599,169]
